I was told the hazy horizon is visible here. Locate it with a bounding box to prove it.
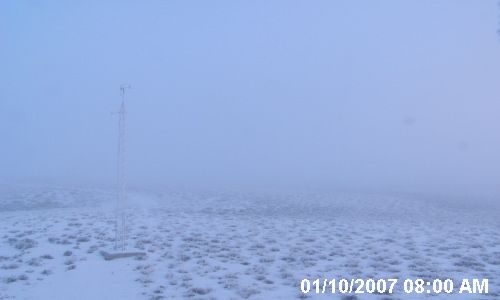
[2,0,500,198]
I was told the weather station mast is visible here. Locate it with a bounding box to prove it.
[101,85,145,260]
[114,84,131,252]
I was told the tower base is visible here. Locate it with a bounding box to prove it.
[100,250,146,261]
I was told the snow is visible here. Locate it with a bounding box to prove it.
[0,185,499,299]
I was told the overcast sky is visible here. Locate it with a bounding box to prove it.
[1,0,500,196]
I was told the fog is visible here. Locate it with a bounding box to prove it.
[1,0,500,197]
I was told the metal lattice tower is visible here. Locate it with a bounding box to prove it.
[114,84,131,251]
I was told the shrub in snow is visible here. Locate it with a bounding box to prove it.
[190,287,211,295]
[87,245,99,254]
[17,274,28,281]
[64,258,75,266]
[4,276,17,283]
[41,269,52,275]
[1,263,19,270]
[10,238,37,250]
[237,287,260,299]
[26,257,42,266]
[77,237,90,243]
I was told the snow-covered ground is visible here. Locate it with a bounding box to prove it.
[0,185,498,299]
